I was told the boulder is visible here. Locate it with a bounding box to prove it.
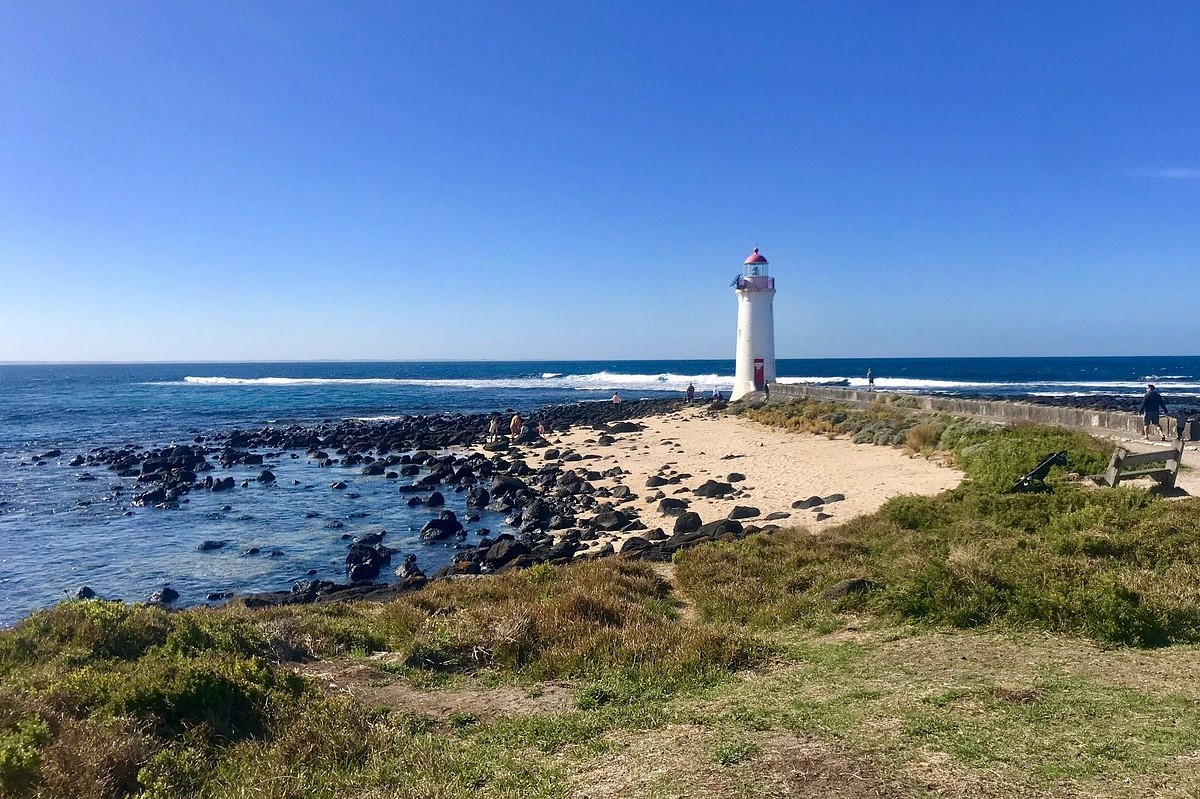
[465,485,491,507]
[727,472,746,482]
[395,554,427,589]
[148,585,179,604]
[694,480,734,498]
[257,469,276,483]
[694,518,743,540]
[591,508,631,531]
[352,529,386,546]
[420,515,465,540]
[673,511,702,536]
[485,537,530,568]
[491,475,528,498]
[657,498,690,516]
[130,486,170,507]
[619,536,650,555]
[821,578,878,600]
[346,543,391,582]
[426,491,445,507]
[728,506,760,520]
[197,540,227,551]
[792,496,824,510]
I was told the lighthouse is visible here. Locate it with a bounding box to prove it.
[731,247,776,401]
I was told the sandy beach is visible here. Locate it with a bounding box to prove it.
[533,406,965,555]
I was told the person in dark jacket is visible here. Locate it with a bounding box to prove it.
[1139,384,1169,441]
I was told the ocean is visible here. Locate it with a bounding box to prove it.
[2,356,1198,626]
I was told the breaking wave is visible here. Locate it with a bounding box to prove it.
[161,372,1200,397]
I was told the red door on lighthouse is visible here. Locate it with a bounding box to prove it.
[753,359,764,391]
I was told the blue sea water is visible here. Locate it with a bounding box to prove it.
[2,356,1199,626]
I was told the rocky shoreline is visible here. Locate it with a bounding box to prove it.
[62,397,784,609]
[54,388,1178,613]
[959,392,1198,417]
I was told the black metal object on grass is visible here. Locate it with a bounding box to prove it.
[1006,451,1069,494]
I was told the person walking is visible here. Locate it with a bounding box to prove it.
[866,367,875,391]
[1139,384,1169,441]
[685,382,695,402]
[487,415,500,442]
[509,413,522,442]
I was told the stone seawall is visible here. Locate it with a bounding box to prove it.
[768,384,1185,439]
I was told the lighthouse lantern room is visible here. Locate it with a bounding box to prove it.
[731,247,776,401]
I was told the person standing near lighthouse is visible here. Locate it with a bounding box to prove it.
[731,247,777,401]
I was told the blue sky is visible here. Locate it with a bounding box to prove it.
[1,1,1196,362]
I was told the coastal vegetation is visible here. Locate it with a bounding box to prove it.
[4,409,1200,797]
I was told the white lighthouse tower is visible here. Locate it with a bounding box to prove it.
[731,247,776,401]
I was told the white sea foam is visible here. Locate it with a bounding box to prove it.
[175,372,736,392]
[775,376,1011,390]
[165,373,1200,396]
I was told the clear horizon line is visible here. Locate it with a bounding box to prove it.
[3,353,1199,366]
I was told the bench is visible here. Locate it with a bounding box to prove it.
[1092,439,1185,488]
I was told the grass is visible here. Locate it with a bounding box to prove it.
[675,416,1200,647]
[0,559,760,799]
[677,627,1200,797]
[4,415,1200,797]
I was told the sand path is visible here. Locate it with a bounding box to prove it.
[542,407,963,553]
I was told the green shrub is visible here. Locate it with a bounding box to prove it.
[954,425,1112,491]
[675,474,1200,647]
[136,745,209,799]
[57,652,306,738]
[0,717,49,794]
[907,422,943,452]
[0,601,172,673]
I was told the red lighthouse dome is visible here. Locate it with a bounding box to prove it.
[744,247,768,266]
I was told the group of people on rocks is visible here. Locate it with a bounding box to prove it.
[683,382,724,402]
[485,413,546,443]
